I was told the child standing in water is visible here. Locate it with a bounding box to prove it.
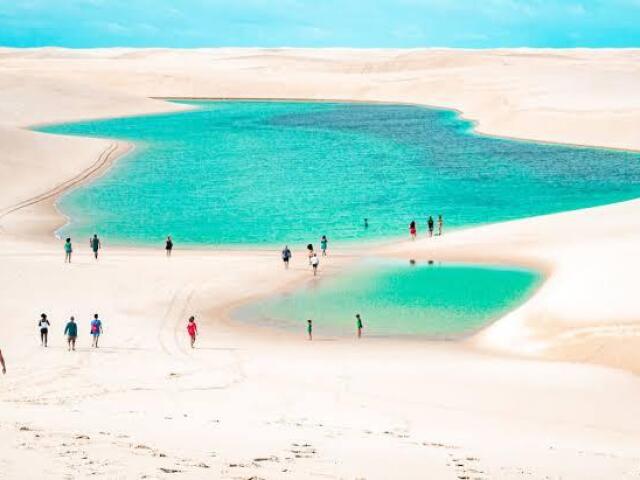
[89,234,101,260]
[409,221,417,240]
[320,236,328,256]
[356,314,363,338]
[165,236,173,257]
[187,316,198,348]
[64,238,73,263]
[438,214,443,236]
[38,313,50,347]
[310,253,319,276]
[427,216,434,237]
[307,319,313,341]
[64,316,78,351]
[90,314,102,348]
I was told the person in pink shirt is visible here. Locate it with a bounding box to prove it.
[187,316,198,348]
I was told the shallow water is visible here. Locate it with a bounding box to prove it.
[38,101,640,246]
[234,261,540,337]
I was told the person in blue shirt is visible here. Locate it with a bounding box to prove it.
[90,314,103,348]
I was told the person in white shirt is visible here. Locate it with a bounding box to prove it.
[38,313,51,347]
[310,253,319,276]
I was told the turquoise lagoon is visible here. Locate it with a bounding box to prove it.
[39,101,640,246]
[234,261,540,337]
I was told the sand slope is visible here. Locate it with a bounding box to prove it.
[1,48,640,478]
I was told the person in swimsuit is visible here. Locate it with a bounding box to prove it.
[320,236,328,256]
[427,216,434,237]
[38,313,50,347]
[165,236,173,257]
[64,316,78,351]
[281,246,292,269]
[90,314,103,348]
[364,218,369,229]
[356,313,363,338]
[89,234,101,260]
[310,253,319,276]
[64,238,73,263]
[437,214,443,236]
[307,319,313,341]
[0,349,5,374]
[187,316,198,348]
[409,220,417,240]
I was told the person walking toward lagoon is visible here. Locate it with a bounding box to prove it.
[187,316,198,348]
[165,236,173,257]
[409,220,417,240]
[356,314,363,338]
[310,253,319,276]
[320,235,328,256]
[38,313,50,347]
[64,238,73,263]
[64,316,78,351]
[89,234,101,260]
[90,314,102,348]
[307,319,313,341]
[281,245,292,269]
[427,216,434,237]
[438,214,443,236]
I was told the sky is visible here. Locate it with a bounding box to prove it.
[1,0,640,48]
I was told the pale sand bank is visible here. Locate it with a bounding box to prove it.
[1,48,640,478]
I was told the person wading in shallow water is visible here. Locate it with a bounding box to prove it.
[89,234,101,260]
[438,214,443,236]
[356,313,363,338]
[165,236,173,257]
[64,238,73,263]
[307,319,313,341]
[320,235,328,256]
[409,220,417,240]
[427,216,435,237]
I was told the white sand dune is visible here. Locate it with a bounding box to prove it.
[1,48,640,479]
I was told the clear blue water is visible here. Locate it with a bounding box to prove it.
[234,261,540,337]
[38,100,640,246]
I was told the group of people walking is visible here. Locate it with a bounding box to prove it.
[281,235,329,276]
[37,313,103,350]
[409,215,443,239]
[63,234,175,262]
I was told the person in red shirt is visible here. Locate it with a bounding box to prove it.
[187,316,198,348]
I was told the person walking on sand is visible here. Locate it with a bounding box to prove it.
[281,245,292,269]
[38,313,50,347]
[165,236,173,257]
[356,313,363,338]
[437,214,443,236]
[320,235,328,257]
[310,253,319,276]
[0,348,5,374]
[89,234,101,260]
[307,319,313,341]
[90,314,102,348]
[409,220,417,240]
[306,244,314,265]
[427,216,434,237]
[64,316,78,351]
[64,238,73,263]
[187,316,198,348]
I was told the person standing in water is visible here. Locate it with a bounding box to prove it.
[356,314,363,338]
[364,218,369,229]
[320,236,328,257]
[64,316,78,351]
[0,348,5,374]
[281,245,292,269]
[165,236,173,257]
[89,234,101,260]
[307,319,313,341]
[64,238,73,263]
[427,216,434,237]
[409,220,417,240]
[187,316,198,348]
[38,313,50,347]
[310,253,319,276]
[90,314,102,348]
[437,214,443,236]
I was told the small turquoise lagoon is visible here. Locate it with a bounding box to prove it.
[234,261,540,337]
